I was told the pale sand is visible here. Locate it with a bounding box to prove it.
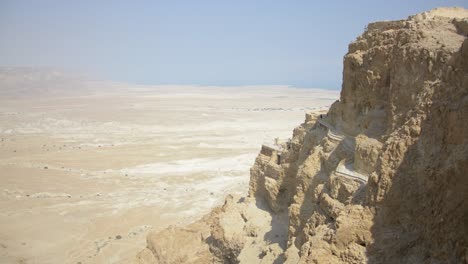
[0,85,338,263]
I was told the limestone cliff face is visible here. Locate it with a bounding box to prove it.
[136,8,468,264]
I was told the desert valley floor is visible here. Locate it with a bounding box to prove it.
[0,85,338,263]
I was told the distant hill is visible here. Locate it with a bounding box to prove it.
[0,67,116,98]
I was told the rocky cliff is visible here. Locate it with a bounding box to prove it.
[136,7,468,264]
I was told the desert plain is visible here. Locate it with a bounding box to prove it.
[0,81,338,263]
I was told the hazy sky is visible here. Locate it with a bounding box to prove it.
[1,1,467,89]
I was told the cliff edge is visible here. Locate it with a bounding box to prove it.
[136,7,468,264]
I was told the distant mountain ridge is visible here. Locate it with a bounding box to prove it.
[0,67,121,98]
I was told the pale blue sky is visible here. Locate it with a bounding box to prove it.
[1,1,467,89]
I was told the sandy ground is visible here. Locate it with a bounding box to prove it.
[0,85,338,263]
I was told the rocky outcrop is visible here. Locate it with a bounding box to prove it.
[136,7,468,264]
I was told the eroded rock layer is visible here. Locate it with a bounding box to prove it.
[136,7,468,264]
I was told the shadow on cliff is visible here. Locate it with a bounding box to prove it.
[248,197,288,264]
[367,85,468,263]
[251,197,288,249]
